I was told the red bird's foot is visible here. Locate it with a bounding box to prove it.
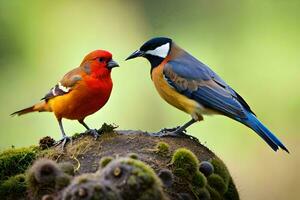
[85,129,100,139]
[55,136,72,150]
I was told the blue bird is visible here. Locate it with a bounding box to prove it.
[126,37,289,153]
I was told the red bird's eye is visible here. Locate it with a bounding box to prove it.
[98,58,105,62]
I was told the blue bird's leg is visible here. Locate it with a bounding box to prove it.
[155,118,197,137]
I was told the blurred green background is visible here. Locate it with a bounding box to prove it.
[0,0,299,199]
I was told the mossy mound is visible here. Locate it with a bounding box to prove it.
[0,125,239,200]
[0,146,40,183]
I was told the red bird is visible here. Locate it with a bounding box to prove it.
[12,50,119,147]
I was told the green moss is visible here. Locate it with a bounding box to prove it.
[206,185,222,200]
[98,158,166,200]
[128,153,139,160]
[127,175,138,186]
[224,178,240,200]
[121,158,162,186]
[207,174,227,195]
[192,171,206,188]
[196,188,210,200]
[71,132,81,140]
[99,156,114,169]
[155,142,170,155]
[55,174,71,190]
[0,146,39,182]
[73,173,95,184]
[210,158,230,185]
[58,162,75,176]
[98,123,118,133]
[0,174,27,198]
[171,148,199,179]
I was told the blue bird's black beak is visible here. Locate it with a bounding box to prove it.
[125,50,144,61]
[107,59,119,69]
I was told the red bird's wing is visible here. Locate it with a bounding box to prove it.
[42,67,83,101]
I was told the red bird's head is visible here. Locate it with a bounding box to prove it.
[80,50,119,78]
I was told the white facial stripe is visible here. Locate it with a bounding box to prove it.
[58,82,71,93]
[146,43,170,58]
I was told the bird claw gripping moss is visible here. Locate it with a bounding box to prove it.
[84,129,100,140]
[55,136,72,150]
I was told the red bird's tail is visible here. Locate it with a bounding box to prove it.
[11,102,49,116]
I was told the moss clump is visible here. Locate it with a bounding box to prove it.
[99,156,114,169]
[100,158,167,200]
[210,158,230,185]
[224,178,239,200]
[199,161,214,177]
[58,162,75,176]
[63,174,121,200]
[158,169,173,187]
[155,142,170,155]
[63,157,167,200]
[196,188,210,200]
[206,185,222,200]
[98,123,118,134]
[39,136,55,150]
[26,158,70,198]
[171,148,199,179]
[127,153,139,160]
[192,171,206,188]
[0,146,39,182]
[207,174,227,195]
[0,174,27,199]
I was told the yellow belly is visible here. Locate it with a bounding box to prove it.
[48,82,111,120]
[151,63,203,119]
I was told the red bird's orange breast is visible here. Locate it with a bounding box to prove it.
[48,76,113,120]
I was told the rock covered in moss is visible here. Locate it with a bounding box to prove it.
[0,126,239,200]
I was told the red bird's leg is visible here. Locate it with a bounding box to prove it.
[78,119,99,139]
[55,119,72,149]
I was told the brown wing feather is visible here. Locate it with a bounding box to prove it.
[42,67,83,101]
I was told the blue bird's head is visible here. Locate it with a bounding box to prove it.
[126,37,173,68]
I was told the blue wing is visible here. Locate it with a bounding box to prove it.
[164,51,254,120]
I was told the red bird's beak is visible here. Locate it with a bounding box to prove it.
[107,59,119,69]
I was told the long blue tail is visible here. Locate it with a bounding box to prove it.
[241,113,289,153]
